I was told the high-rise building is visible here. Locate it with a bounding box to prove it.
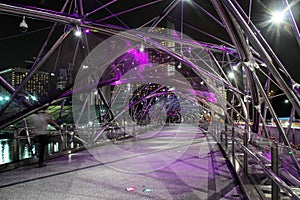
[0,67,50,101]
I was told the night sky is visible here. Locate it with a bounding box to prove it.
[0,0,299,82]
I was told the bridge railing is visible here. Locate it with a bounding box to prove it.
[212,124,300,200]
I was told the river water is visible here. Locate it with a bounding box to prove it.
[0,137,82,165]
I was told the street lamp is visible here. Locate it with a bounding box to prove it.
[74,26,82,37]
[271,11,285,24]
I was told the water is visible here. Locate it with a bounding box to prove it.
[0,137,82,165]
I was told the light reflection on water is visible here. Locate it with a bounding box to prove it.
[0,138,82,165]
[0,139,11,164]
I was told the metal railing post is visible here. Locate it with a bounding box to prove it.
[220,122,223,144]
[244,130,248,174]
[232,126,235,164]
[271,142,279,200]
[225,124,228,149]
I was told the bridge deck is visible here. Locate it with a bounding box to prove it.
[0,125,245,199]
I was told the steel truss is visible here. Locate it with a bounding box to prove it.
[0,0,299,198]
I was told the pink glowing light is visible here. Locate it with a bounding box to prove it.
[127,48,150,66]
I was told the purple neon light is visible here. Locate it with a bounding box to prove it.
[127,48,150,66]
[188,89,217,103]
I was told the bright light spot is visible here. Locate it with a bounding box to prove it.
[75,30,82,37]
[5,96,9,101]
[228,72,235,79]
[0,96,3,101]
[271,11,284,24]
[232,65,238,71]
[50,72,55,76]
[31,96,37,101]
[177,63,182,69]
[85,29,90,33]
[143,188,153,193]
[139,43,145,52]
[82,65,89,69]
[284,99,289,103]
[113,80,122,85]
[126,187,136,192]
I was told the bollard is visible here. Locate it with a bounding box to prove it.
[271,142,279,200]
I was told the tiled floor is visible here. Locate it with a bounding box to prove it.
[0,125,245,199]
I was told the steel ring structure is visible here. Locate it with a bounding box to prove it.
[0,0,299,198]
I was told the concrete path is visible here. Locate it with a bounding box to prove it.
[0,124,245,199]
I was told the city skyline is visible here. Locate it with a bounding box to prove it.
[0,0,299,82]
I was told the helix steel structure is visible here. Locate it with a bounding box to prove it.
[0,0,299,198]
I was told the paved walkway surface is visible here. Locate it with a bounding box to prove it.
[0,125,245,199]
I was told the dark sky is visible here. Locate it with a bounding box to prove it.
[0,0,299,81]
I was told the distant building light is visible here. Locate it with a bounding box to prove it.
[284,99,289,104]
[82,65,89,69]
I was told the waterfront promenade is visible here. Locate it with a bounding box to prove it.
[0,125,244,199]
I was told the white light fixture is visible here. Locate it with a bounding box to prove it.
[19,16,28,33]
[139,43,145,52]
[75,26,82,37]
[271,11,285,24]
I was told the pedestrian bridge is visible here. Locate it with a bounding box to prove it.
[0,0,300,199]
[1,124,300,199]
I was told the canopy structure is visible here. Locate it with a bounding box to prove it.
[0,0,300,188]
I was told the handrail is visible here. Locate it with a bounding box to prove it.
[219,125,300,199]
[234,140,300,199]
